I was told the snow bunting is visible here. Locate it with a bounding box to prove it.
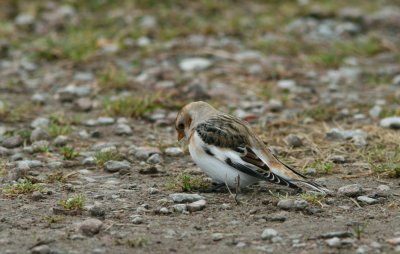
[175,101,329,194]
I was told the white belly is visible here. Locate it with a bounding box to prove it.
[188,132,259,188]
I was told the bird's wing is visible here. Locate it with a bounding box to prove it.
[195,115,329,194]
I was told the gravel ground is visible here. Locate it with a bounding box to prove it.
[1,1,400,253]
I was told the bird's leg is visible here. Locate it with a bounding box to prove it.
[234,174,241,205]
[198,183,226,193]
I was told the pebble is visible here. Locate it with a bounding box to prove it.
[57,85,92,101]
[277,79,297,91]
[375,184,391,197]
[212,233,224,241]
[284,134,303,148]
[131,215,144,224]
[172,204,187,213]
[0,146,10,156]
[165,147,184,157]
[79,218,103,236]
[187,199,206,212]
[113,124,133,136]
[31,128,50,142]
[17,160,42,169]
[294,199,309,210]
[320,231,353,238]
[82,157,96,166]
[10,153,24,161]
[268,99,283,112]
[326,237,341,247]
[386,237,400,245]
[357,196,378,205]
[104,160,131,172]
[89,205,105,218]
[139,165,160,174]
[132,146,161,160]
[31,117,49,129]
[159,207,171,214]
[305,168,317,176]
[169,193,205,203]
[277,199,295,210]
[2,136,22,148]
[326,128,367,141]
[261,228,279,240]
[31,245,51,254]
[179,58,212,72]
[31,191,44,201]
[149,187,159,194]
[393,74,400,86]
[369,105,382,119]
[15,13,34,27]
[31,93,48,105]
[147,153,161,164]
[330,155,346,163]
[356,245,369,254]
[338,184,364,197]
[74,98,92,112]
[53,135,69,146]
[380,117,400,129]
[96,117,115,126]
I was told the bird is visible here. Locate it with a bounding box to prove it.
[175,101,330,194]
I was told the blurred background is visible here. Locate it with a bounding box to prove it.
[0,0,400,161]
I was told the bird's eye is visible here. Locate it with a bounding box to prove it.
[178,123,184,130]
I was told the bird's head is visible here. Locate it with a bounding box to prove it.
[175,101,218,141]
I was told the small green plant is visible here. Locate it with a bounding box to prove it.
[46,216,64,223]
[166,173,211,192]
[59,193,85,210]
[2,180,44,197]
[300,192,325,206]
[103,94,159,118]
[48,122,71,137]
[61,146,80,160]
[308,161,334,174]
[351,222,366,240]
[18,129,31,144]
[362,144,400,178]
[116,237,147,248]
[97,66,130,91]
[302,106,337,122]
[268,190,290,200]
[94,150,123,166]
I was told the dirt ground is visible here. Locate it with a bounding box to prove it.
[1,1,400,254]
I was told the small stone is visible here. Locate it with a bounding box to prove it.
[375,184,391,197]
[356,245,370,254]
[326,237,341,247]
[31,191,44,201]
[357,196,378,205]
[294,199,309,210]
[79,218,103,236]
[149,187,159,194]
[212,233,224,241]
[187,199,206,212]
[320,231,353,238]
[15,14,34,27]
[31,93,47,105]
[0,146,10,156]
[96,117,115,125]
[10,153,24,161]
[139,165,160,174]
[277,199,295,210]
[53,135,69,146]
[330,155,346,163]
[131,215,144,224]
[147,153,161,164]
[338,184,364,197]
[169,193,205,203]
[172,204,187,213]
[74,98,92,112]
[305,168,317,176]
[165,147,184,157]
[89,205,105,218]
[132,146,161,160]
[392,74,400,85]
[284,134,303,148]
[369,105,382,119]
[2,136,22,148]
[140,15,157,29]
[30,128,50,142]
[179,58,212,72]
[159,207,171,214]
[82,157,96,166]
[380,117,400,129]
[261,228,279,240]
[263,212,288,222]
[31,245,50,254]
[277,80,297,91]
[104,160,130,173]
[113,124,133,136]
[268,99,283,112]
[31,117,49,129]
[57,85,92,102]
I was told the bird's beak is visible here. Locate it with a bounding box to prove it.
[177,130,184,141]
